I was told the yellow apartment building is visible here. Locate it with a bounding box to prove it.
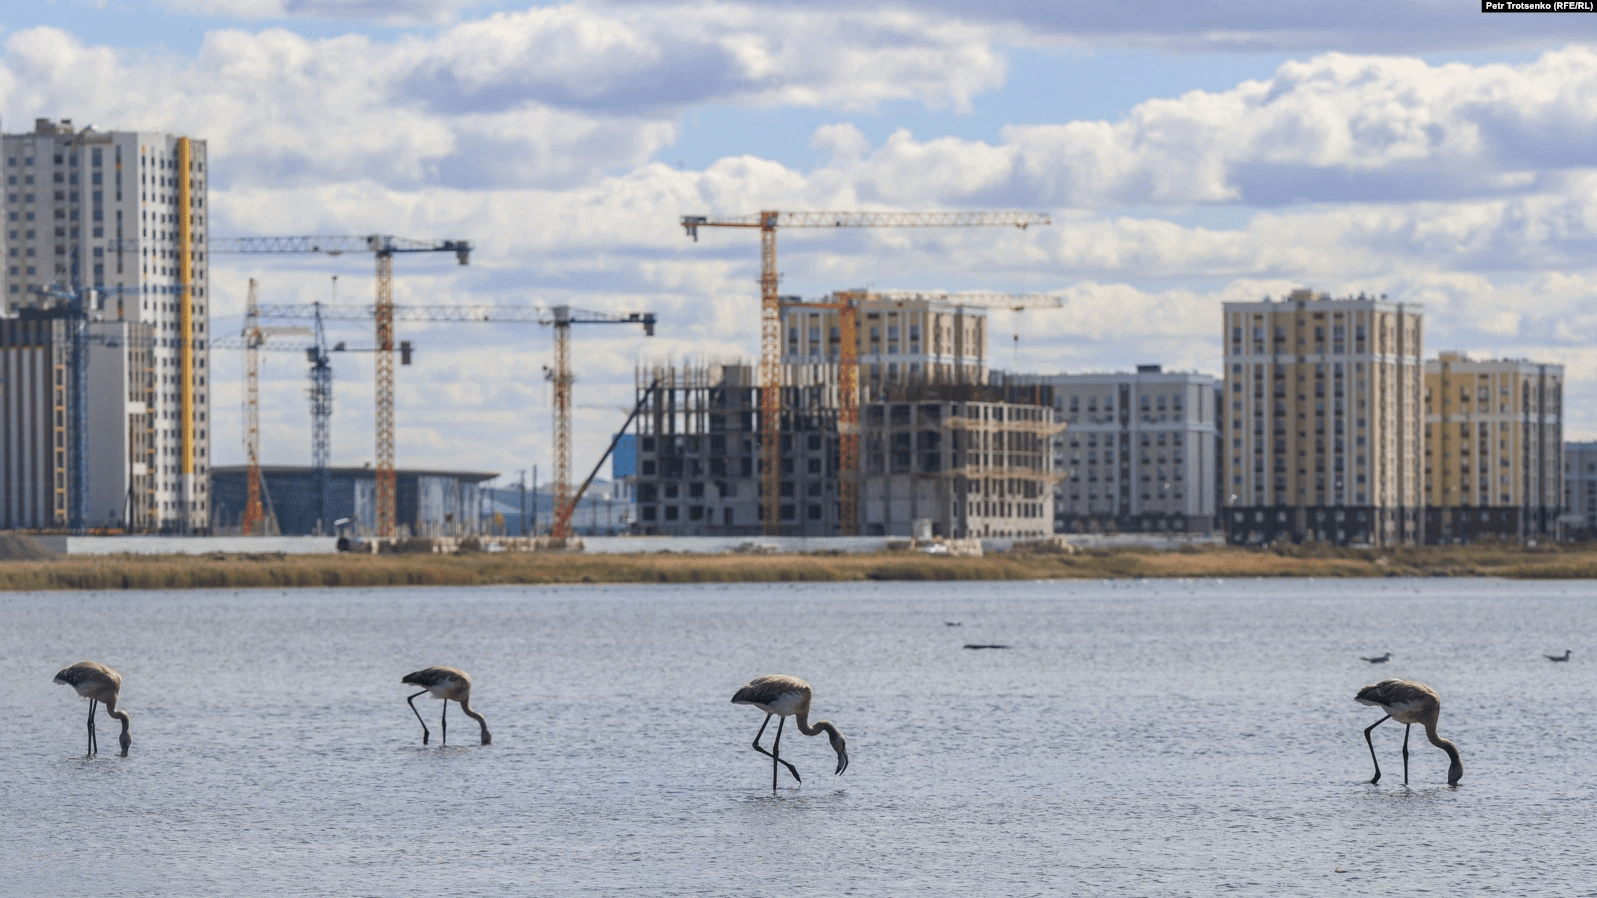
[1424,352,1562,541]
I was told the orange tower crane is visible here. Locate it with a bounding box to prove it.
[781,289,1062,535]
[541,306,656,542]
[212,236,471,538]
[680,210,1050,534]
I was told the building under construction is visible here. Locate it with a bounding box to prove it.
[629,296,1058,539]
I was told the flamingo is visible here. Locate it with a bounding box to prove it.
[1361,652,1392,664]
[1355,678,1462,786]
[1545,650,1572,662]
[731,674,849,792]
[53,661,131,757]
[401,666,491,745]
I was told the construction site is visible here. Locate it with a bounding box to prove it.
[1,118,1059,550]
[630,292,1060,539]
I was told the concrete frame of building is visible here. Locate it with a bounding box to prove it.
[630,362,842,537]
[1005,366,1219,535]
[2,118,211,532]
[1222,289,1425,546]
[628,361,1058,539]
[861,382,1057,539]
[1424,352,1562,543]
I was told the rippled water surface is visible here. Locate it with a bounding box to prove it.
[3,578,1596,895]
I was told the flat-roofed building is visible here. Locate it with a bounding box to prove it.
[3,118,211,532]
[1424,352,1562,542]
[1564,442,1597,539]
[1003,366,1218,534]
[1222,288,1424,545]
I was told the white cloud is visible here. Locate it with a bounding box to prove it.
[814,49,1597,209]
[157,0,478,26]
[0,6,1003,189]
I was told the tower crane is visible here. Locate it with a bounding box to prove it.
[680,210,1051,534]
[780,289,1062,535]
[539,306,656,542]
[210,235,471,537]
[239,278,310,535]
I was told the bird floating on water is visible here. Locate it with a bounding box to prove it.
[1361,652,1392,664]
[730,674,848,792]
[401,666,491,745]
[53,661,131,758]
[1546,650,1572,662]
[1354,678,1462,786]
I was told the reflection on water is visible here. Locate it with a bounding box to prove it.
[2,578,1594,894]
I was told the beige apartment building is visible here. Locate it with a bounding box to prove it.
[1223,289,1424,545]
[1424,353,1562,542]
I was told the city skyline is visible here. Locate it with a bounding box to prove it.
[3,2,1592,482]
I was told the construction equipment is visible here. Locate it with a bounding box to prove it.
[680,210,1051,534]
[541,306,656,541]
[210,235,471,538]
[552,380,658,541]
[251,301,655,538]
[782,289,1062,535]
[239,278,310,535]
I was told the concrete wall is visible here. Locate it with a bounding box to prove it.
[34,535,339,555]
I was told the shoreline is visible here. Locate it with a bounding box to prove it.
[4,543,1597,591]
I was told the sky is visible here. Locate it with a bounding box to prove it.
[5,0,1597,482]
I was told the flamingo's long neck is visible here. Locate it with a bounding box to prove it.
[793,708,836,740]
[104,698,132,755]
[1423,718,1462,783]
[458,697,491,744]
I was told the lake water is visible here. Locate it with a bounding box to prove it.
[2,578,1594,895]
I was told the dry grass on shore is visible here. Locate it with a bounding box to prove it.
[4,541,1597,592]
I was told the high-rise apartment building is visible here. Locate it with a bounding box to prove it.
[1222,289,1424,545]
[2,118,210,531]
[1423,353,1562,541]
[1006,366,1219,534]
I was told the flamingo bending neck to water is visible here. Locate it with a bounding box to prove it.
[53,661,130,757]
[731,674,848,792]
[402,666,491,745]
[1355,678,1461,786]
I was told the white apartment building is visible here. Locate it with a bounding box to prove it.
[2,117,211,532]
[1007,366,1219,533]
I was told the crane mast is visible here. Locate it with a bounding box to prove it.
[679,210,1051,534]
[308,302,333,532]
